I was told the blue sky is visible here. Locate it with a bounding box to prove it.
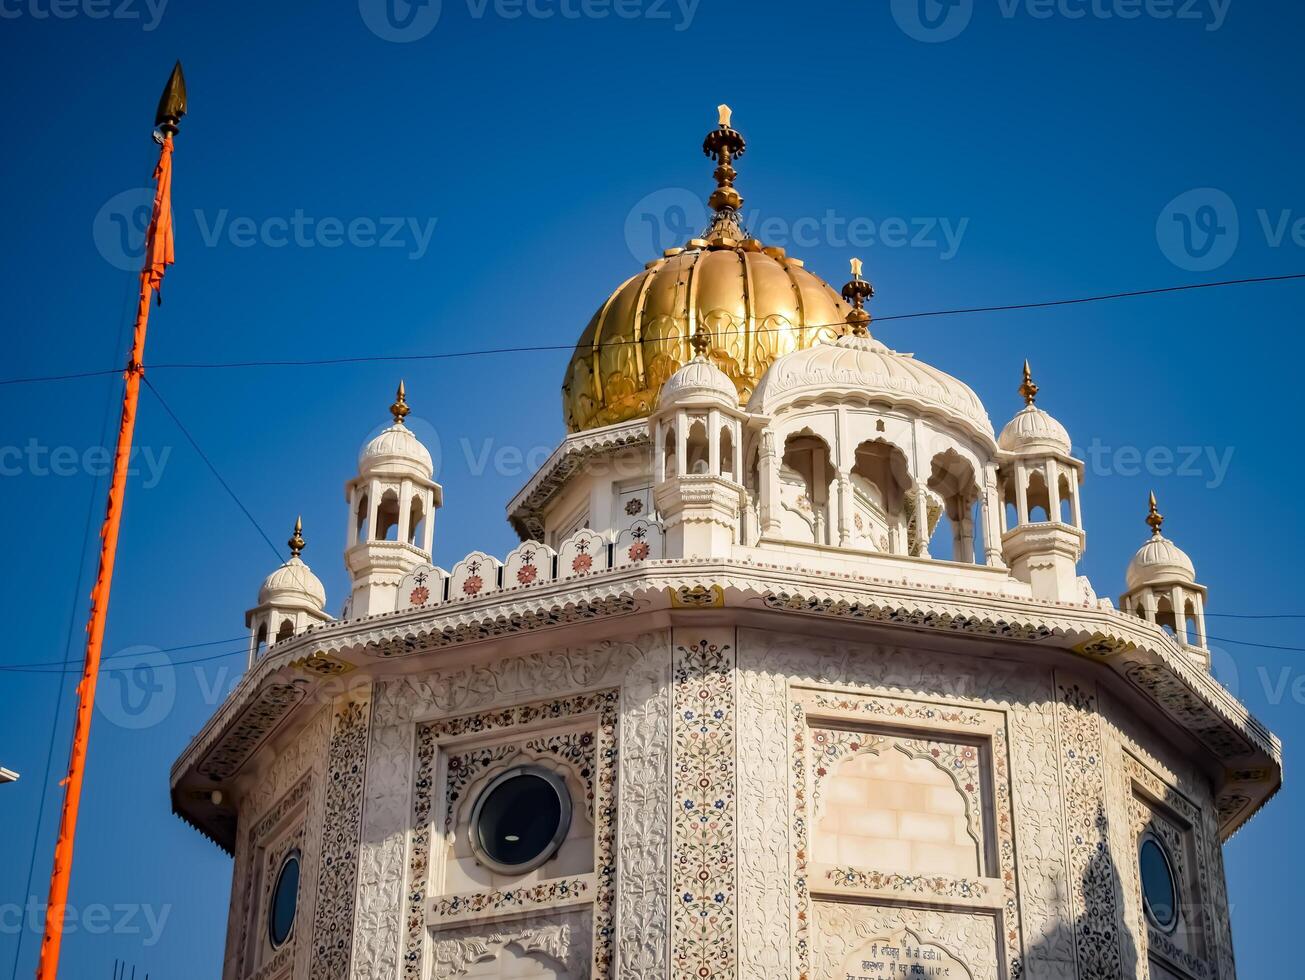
[2,0,1303,976]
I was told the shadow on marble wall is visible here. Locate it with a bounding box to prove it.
[1021,803,1140,979]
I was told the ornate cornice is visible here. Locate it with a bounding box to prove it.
[172,557,1280,846]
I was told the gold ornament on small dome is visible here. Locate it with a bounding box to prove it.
[691,323,711,358]
[390,380,410,425]
[1146,491,1165,537]
[288,516,305,558]
[840,257,874,337]
[1019,360,1039,406]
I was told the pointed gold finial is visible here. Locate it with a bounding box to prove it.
[288,516,305,558]
[691,323,711,357]
[390,380,410,425]
[840,257,874,338]
[1146,491,1164,537]
[1019,359,1039,406]
[702,105,747,216]
[154,60,187,138]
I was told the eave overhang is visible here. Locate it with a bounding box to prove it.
[172,557,1281,853]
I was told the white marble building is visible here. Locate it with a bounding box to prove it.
[171,111,1281,980]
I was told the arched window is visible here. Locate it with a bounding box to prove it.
[355,491,370,543]
[408,494,426,547]
[927,450,981,563]
[275,619,294,644]
[687,419,709,475]
[254,622,268,660]
[377,489,401,541]
[781,432,835,545]
[1026,470,1050,522]
[850,439,911,554]
[720,426,735,481]
[1058,473,1074,525]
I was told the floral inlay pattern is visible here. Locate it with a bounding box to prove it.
[405,689,619,980]
[671,639,735,980]
[309,697,371,980]
[827,867,990,899]
[431,877,592,922]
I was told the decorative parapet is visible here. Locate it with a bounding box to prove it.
[396,520,664,613]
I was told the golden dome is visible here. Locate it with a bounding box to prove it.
[561,108,852,432]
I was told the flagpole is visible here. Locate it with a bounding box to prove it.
[35,62,187,980]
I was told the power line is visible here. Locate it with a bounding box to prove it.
[0,644,249,675]
[4,272,1304,385]
[142,376,284,562]
[0,634,251,671]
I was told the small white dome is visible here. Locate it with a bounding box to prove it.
[359,423,433,478]
[999,404,1072,455]
[747,334,993,441]
[258,556,327,609]
[658,354,739,411]
[1126,535,1197,591]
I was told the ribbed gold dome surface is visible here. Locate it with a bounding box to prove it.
[562,241,851,431]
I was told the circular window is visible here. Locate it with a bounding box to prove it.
[268,849,301,949]
[1139,834,1178,932]
[470,766,572,876]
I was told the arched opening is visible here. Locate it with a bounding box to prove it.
[1026,470,1050,523]
[663,424,677,478]
[1185,599,1200,646]
[377,489,401,541]
[275,619,295,644]
[254,622,268,660]
[849,438,912,554]
[1058,473,1074,525]
[408,494,426,547]
[1156,595,1178,636]
[927,450,981,563]
[720,425,735,481]
[780,432,835,545]
[686,418,710,475]
[355,491,370,543]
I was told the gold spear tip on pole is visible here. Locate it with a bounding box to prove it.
[391,380,410,425]
[1018,359,1039,406]
[288,516,305,557]
[1146,491,1164,537]
[154,60,187,136]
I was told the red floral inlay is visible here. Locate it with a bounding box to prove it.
[628,541,650,562]
[572,553,593,574]
[517,564,538,585]
[409,585,430,605]
[462,575,483,595]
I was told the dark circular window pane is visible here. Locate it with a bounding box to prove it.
[473,770,569,872]
[1140,837,1178,931]
[268,851,300,948]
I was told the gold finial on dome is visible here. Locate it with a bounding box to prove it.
[288,515,305,558]
[1146,491,1165,538]
[840,256,874,338]
[390,380,410,425]
[702,104,747,237]
[1019,360,1039,406]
